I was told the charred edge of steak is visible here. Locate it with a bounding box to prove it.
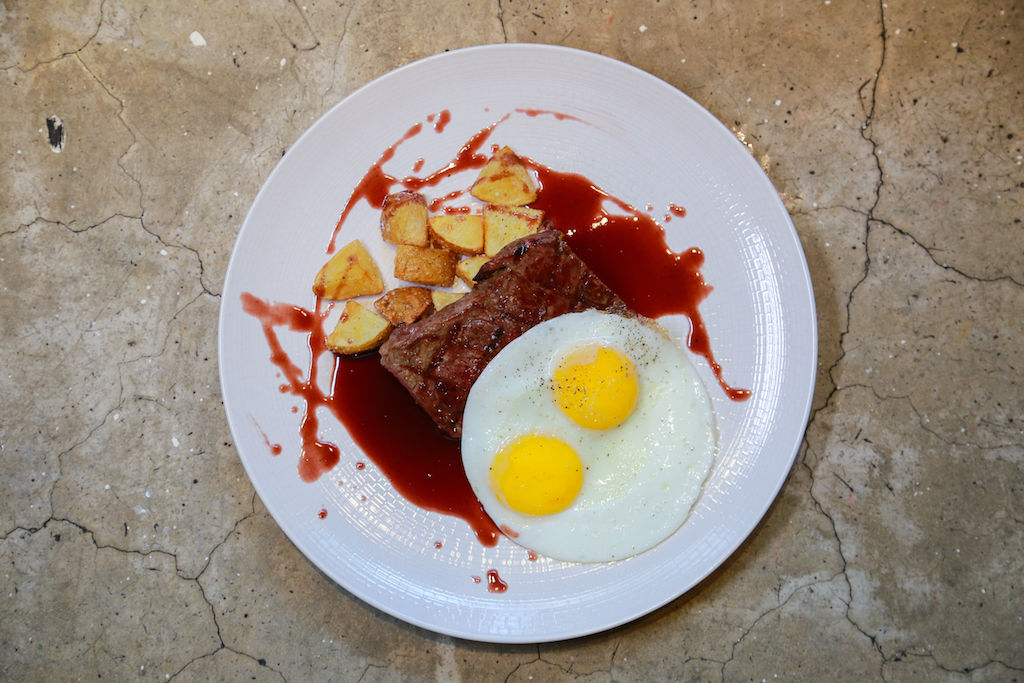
[379,230,630,438]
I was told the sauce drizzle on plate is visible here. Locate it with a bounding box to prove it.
[241,108,749,547]
[240,293,500,546]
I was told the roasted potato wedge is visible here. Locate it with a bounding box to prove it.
[455,254,490,286]
[394,244,458,287]
[374,286,434,325]
[326,300,393,354]
[428,213,484,255]
[312,239,385,300]
[430,290,465,311]
[483,205,544,256]
[381,191,428,246]
[470,146,537,206]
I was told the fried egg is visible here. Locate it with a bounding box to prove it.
[461,309,716,563]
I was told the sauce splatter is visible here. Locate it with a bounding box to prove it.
[486,569,508,593]
[325,108,589,251]
[527,163,749,400]
[241,107,750,548]
[326,117,498,251]
[665,203,687,222]
[240,293,499,546]
[240,295,340,482]
[434,109,451,133]
[516,107,589,124]
[250,416,283,456]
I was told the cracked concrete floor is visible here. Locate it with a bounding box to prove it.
[1,1,1021,680]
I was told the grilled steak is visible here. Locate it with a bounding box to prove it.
[379,230,630,438]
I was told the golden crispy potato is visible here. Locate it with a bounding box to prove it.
[455,254,490,287]
[483,205,544,256]
[326,300,393,354]
[312,239,385,300]
[381,191,428,246]
[430,290,465,311]
[470,146,537,206]
[428,213,484,255]
[374,286,434,325]
[394,244,458,286]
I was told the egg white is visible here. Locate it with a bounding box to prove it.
[461,310,717,563]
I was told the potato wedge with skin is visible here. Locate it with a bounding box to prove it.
[430,290,465,311]
[483,205,544,257]
[326,300,393,354]
[455,254,490,287]
[428,213,484,255]
[381,191,428,246]
[394,244,458,286]
[374,286,434,325]
[470,146,537,206]
[312,239,385,300]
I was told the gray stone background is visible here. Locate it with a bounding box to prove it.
[1,1,1020,680]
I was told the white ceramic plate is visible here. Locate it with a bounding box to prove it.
[219,44,816,643]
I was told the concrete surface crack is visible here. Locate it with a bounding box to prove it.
[875,217,1023,287]
[823,0,890,409]
[605,639,620,675]
[118,290,211,373]
[1,215,71,240]
[165,501,285,683]
[135,211,217,297]
[190,494,258,582]
[22,393,128,540]
[788,203,869,218]
[719,574,877,678]
[802,389,906,668]
[501,647,544,683]
[72,52,145,219]
[357,663,388,682]
[890,649,1024,677]
[289,0,321,51]
[167,586,223,675]
[320,1,358,113]
[0,0,106,72]
[497,0,509,42]
[801,452,887,663]
[2,516,184,571]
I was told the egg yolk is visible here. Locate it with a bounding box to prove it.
[552,345,639,430]
[490,434,584,516]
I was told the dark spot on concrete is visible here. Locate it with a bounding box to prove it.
[46,115,65,152]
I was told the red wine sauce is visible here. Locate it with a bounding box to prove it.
[329,352,499,546]
[242,108,749,552]
[528,164,750,401]
[240,294,343,481]
[326,114,510,251]
[240,293,500,546]
[250,416,283,455]
[486,569,508,593]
